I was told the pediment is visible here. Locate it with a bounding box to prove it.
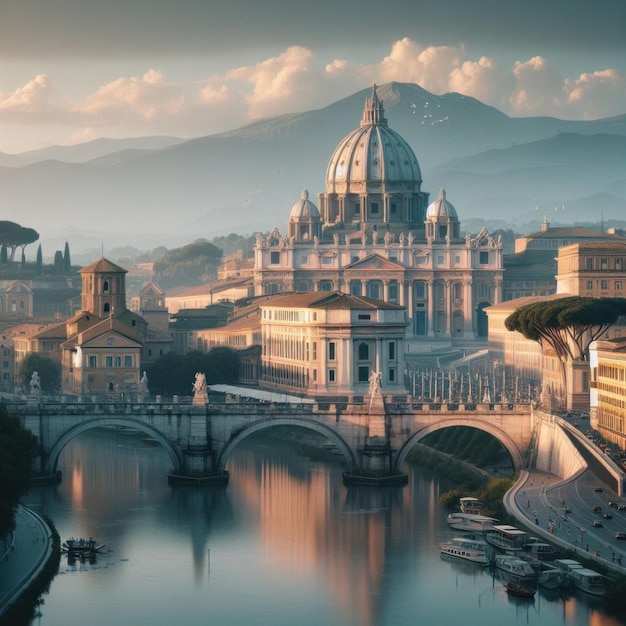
[345,254,405,271]
[81,329,142,349]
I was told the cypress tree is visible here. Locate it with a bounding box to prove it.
[36,244,43,275]
[53,250,64,274]
[63,241,71,272]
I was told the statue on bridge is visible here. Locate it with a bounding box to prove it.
[138,371,149,398]
[192,372,209,405]
[29,371,42,397]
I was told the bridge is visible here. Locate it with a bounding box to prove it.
[9,393,536,486]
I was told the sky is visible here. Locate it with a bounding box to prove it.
[1,0,625,154]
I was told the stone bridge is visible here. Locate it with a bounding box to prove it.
[10,398,535,486]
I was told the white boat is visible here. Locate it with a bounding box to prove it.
[446,513,498,533]
[494,555,538,582]
[485,524,530,554]
[459,497,484,515]
[527,561,565,589]
[522,540,556,561]
[440,537,491,565]
[569,568,606,596]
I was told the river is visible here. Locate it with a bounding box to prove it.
[24,427,622,626]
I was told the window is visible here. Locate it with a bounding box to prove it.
[312,342,317,360]
[390,202,397,215]
[353,202,360,215]
[388,341,395,361]
[328,342,336,360]
[115,356,122,368]
[320,280,333,291]
[105,356,113,368]
[124,355,133,367]
[358,366,369,382]
[358,314,371,320]
[389,284,398,302]
[270,251,280,264]
[616,281,622,290]
[437,255,444,264]
[389,368,396,382]
[586,258,594,270]
[322,256,333,265]
[371,202,379,214]
[358,343,369,360]
[415,283,425,299]
[89,355,97,368]
[103,280,109,294]
[328,369,336,383]
[586,280,593,290]
[479,251,489,264]
[601,280,608,290]
[104,303,110,314]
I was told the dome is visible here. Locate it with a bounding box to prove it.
[289,188,320,221]
[426,188,458,220]
[325,85,422,193]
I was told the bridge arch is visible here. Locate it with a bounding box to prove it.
[217,417,357,473]
[394,418,525,474]
[46,417,184,475]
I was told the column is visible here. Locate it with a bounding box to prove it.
[427,279,435,337]
[493,278,502,304]
[463,279,474,335]
[444,280,452,336]
[383,280,389,302]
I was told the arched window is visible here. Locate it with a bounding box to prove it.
[104,303,110,315]
[103,280,109,294]
[358,343,369,361]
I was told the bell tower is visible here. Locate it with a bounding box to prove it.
[78,257,128,317]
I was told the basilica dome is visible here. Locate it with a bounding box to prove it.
[289,188,320,220]
[426,188,458,220]
[325,85,422,194]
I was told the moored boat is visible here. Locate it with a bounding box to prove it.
[440,537,491,565]
[494,555,538,583]
[569,568,606,596]
[62,537,105,557]
[485,524,530,554]
[459,497,484,515]
[446,513,498,533]
[503,581,536,598]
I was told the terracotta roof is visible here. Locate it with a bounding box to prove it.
[525,227,622,240]
[567,241,626,252]
[78,257,128,274]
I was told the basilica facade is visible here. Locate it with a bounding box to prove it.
[253,85,503,340]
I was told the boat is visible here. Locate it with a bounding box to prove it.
[503,581,536,598]
[569,568,606,596]
[459,497,484,515]
[61,537,104,560]
[485,524,531,554]
[446,513,498,533]
[494,555,538,582]
[526,560,565,589]
[522,540,556,561]
[440,537,491,565]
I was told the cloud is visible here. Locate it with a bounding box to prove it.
[0,38,625,152]
[565,69,626,120]
[227,46,325,119]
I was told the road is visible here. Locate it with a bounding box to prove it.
[0,506,53,617]
[508,468,626,574]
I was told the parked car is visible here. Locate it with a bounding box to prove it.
[617,504,626,511]
[608,501,618,508]
[604,513,613,519]
[592,520,604,528]
[615,532,626,540]
[593,487,603,492]
[592,506,602,513]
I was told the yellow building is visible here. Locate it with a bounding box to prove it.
[590,338,626,450]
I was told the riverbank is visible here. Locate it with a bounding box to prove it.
[0,507,60,626]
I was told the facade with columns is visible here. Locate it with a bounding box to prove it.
[253,85,503,339]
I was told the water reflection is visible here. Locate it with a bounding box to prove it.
[23,427,623,626]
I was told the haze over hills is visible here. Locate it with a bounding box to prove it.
[1,82,624,258]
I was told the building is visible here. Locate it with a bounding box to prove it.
[259,291,408,399]
[589,338,626,450]
[252,85,503,342]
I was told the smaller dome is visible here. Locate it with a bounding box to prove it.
[426,188,458,220]
[289,189,320,221]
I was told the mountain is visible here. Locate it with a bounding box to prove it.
[0,82,625,256]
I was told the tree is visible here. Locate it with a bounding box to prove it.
[0,407,37,536]
[36,244,43,275]
[153,239,223,288]
[63,241,71,272]
[145,348,239,396]
[0,221,39,263]
[53,250,64,274]
[19,353,61,395]
[505,296,626,402]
